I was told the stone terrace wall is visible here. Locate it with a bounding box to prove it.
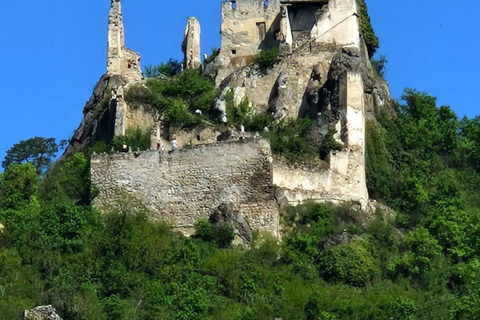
[91,139,279,236]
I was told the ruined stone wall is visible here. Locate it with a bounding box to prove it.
[274,71,368,207]
[107,0,143,83]
[91,139,279,236]
[311,0,361,48]
[217,0,283,83]
[182,17,202,69]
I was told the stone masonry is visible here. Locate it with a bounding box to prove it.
[107,0,143,83]
[78,0,392,236]
[91,139,279,236]
[182,17,202,70]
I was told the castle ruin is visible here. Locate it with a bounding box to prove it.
[68,0,390,237]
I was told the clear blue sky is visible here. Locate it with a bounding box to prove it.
[0,0,478,162]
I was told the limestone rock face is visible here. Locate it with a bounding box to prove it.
[64,75,128,157]
[24,306,62,320]
[182,17,201,69]
[65,0,153,157]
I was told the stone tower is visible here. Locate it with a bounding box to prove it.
[182,17,202,69]
[106,0,143,82]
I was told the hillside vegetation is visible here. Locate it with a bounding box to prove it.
[0,90,479,320]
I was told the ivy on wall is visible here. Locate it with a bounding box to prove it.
[357,0,380,57]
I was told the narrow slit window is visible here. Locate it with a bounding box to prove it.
[257,22,266,42]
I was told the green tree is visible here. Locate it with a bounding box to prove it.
[2,137,58,173]
[0,163,39,210]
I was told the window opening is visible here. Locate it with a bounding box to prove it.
[257,22,267,42]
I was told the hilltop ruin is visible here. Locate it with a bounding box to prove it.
[67,0,391,238]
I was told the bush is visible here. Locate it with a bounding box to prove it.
[255,48,279,70]
[224,89,253,126]
[266,118,316,163]
[357,0,380,57]
[371,55,388,78]
[111,128,151,152]
[195,219,235,249]
[318,236,379,287]
[164,99,200,128]
[144,59,182,78]
[125,85,157,106]
[245,113,273,132]
[146,69,217,128]
[319,130,343,160]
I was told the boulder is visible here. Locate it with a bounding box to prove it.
[24,306,62,320]
[210,203,253,244]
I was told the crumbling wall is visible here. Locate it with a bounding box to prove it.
[91,139,279,236]
[107,0,143,83]
[182,17,202,69]
[311,0,361,48]
[216,0,283,83]
[273,70,369,208]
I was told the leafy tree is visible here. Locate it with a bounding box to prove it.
[0,163,39,210]
[318,236,379,287]
[390,228,442,278]
[2,137,58,173]
[144,59,182,78]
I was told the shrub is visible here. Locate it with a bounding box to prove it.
[146,69,217,120]
[318,236,379,287]
[357,0,380,57]
[224,89,253,126]
[371,55,388,78]
[164,99,200,128]
[319,130,343,160]
[195,219,235,249]
[144,59,182,78]
[111,128,151,152]
[266,118,316,163]
[245,113,273,132]
[255,48,279,70]
[125,85,156,106]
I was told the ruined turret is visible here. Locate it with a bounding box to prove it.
[182,17,202,69]
[107,0,143,82]
[64,0,152,156]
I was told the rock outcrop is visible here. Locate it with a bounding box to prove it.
[210,203,254,244]
[64,75,128,156]
[23,306,62,320]
[65,0,147,157]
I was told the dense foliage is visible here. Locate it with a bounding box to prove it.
[356,0,379,57]
[143,69,216,129]
[255,48,279,70]
[2,137,60,173]
[111,128,151,152]
[0,89,479,320]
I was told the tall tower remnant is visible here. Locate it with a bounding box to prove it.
[106,0,143,82]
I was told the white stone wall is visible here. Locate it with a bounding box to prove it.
[92,139,279,236]
[311,0,361,49]
[217,0,283,83]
